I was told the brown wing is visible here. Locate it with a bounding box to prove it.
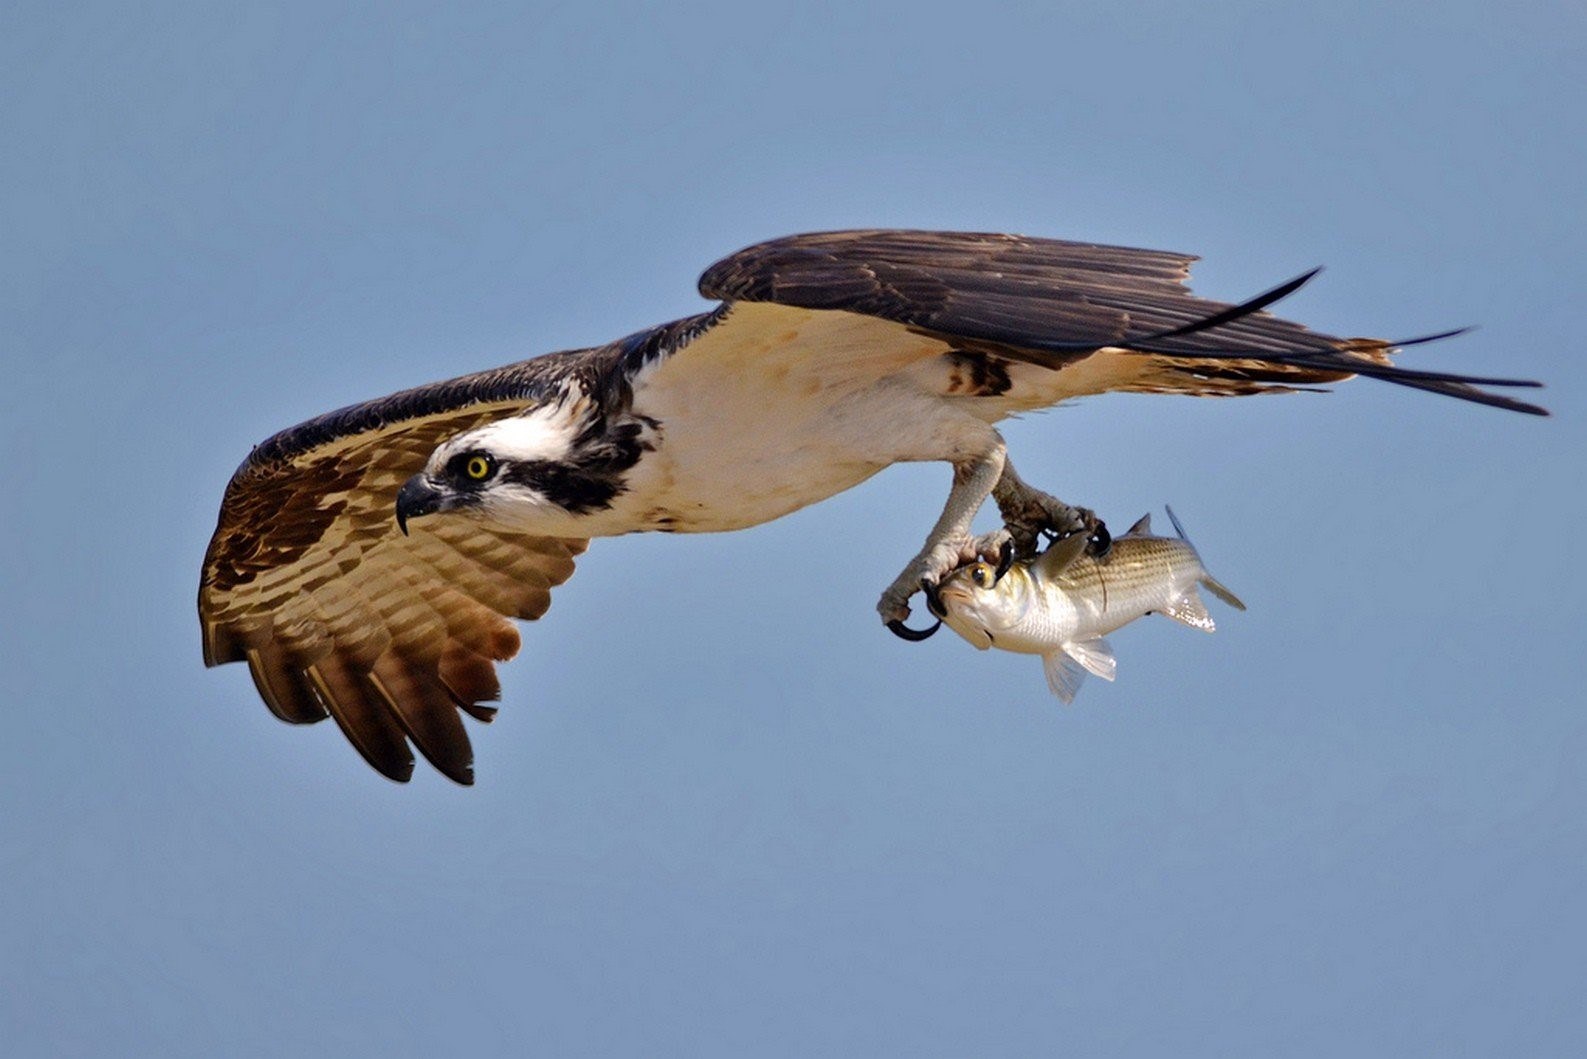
[200,363,594,785]
[698,230,1546,414]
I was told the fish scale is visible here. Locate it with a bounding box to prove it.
[936,509,1245,701]
[1058,541,1198,630]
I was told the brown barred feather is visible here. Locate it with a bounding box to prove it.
[201,394,588,784]
[202,229,1546,784]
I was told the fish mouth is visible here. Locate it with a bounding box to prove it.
[934,582,976,613]
[944,617,994,651]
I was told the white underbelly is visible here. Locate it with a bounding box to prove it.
[619,448,884,533]
[618,384,928,532]
[611,302,1005,536]
[621,382,995,534]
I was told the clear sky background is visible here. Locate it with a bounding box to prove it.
[3,1,1583,1055]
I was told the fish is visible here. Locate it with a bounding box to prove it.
[933,508,1246,702]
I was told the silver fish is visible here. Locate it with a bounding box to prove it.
[935,508,1245,702]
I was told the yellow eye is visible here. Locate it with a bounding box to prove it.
[970,563,994,588]
[465,455,492,481]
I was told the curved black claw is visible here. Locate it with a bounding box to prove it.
[1087,520,1112,559]
[887,617,941,641]
[993,539,1015,581]
[922,577,948,620]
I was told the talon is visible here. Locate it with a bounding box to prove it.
[993,539,1015,581]
[1088,519,1112,558]
[922,577,947,619]
[887,617,941,642]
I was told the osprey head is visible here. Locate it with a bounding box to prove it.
[396,396,634,535]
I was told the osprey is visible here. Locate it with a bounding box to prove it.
[199,230,1545,783]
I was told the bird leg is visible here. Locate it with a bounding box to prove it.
[991,461,1109,559]
[879,443,1011,636]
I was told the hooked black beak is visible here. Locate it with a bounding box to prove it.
[395,474,445,536]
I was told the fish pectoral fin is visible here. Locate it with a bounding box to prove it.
[1033,531,1090,579]
[1041,650,1088,703]
[1043,640,1116,702]
[1160,586,1216,632]
[1068,638,1117,681]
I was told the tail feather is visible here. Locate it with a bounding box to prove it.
[1070,270,1548,415]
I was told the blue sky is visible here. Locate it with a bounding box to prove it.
[3,1,1583,1055]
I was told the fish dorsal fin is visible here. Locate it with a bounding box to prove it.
[1166,505,1190,540]
[1123,513,1153,537]
[1042,651,1088,703]
[1033,532,1090,579]
[1068,638,1117,681]
[1160,586,1216,632]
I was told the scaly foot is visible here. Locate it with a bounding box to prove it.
[878,529,1012,638]
[992,477,1108,559]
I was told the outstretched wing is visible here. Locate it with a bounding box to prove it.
[202,229,1546,786]
[199,360,592,784]
[690,230,1546,414]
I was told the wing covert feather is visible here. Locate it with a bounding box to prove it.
[697,229,1545,413]
[202,228,1546,785]
[200,388,588,784]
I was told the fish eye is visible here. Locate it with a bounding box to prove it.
[970,563,994,588]
[463,454,494,481]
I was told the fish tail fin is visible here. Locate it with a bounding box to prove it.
[1198,572,1246,612]
[1164,505,1247,612]
[1042,638,1116,702]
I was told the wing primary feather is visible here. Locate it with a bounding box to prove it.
[437,640,504,707]
[1116,269,1322,345]
[1381,327,1474,348]
[457,702,499,724]
[203,229,1550,782]
[367,655,476,785]
[305,658,416,783]
[201,387,589,780]
[244,644,329,725]
[1021,269,1323,353]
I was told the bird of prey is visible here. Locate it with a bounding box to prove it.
[199,229,1545,783]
